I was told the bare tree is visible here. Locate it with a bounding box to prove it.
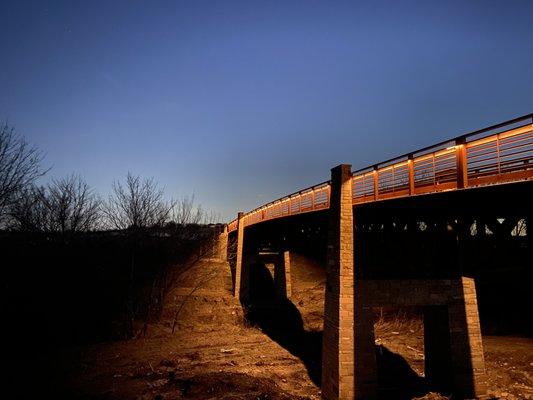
[9,175,101,233]
[202,209,222,225]
[104,173,174,230]
[46,175,101,232]
[102,173,175,337]
[171,195,203,226]
[0,122,46,224]
[9,185,50,232]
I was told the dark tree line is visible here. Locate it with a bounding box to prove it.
[0,122,217,232]
[1,121,223,342]
[0,122,46,225]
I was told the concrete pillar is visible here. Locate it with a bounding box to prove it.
[274,250,292,300]
[322,164,355,400]
[448,277,487,398]
[234,212,245,299]
[218,225,228,261]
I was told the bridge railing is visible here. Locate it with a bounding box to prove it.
[228,114,533,232]
[236,181,331,229]
[353,114,533,204]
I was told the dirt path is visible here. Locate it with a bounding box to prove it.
[56,325,320,399]
[54,321,533,400]
[50,258,532,399]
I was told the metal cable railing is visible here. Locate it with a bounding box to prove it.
[228,114,533,232]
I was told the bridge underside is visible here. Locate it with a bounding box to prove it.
[225,179,531,399]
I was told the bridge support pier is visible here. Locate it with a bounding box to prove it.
[234,212,247,300]
[322,164,356,400]
[359,279,487,399]
[274,250,292,300]
[217,225,228,262]
[448,277,487,398]
[320,164,487,399]
[254,250,292,302]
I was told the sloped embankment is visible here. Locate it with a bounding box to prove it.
[57,258,321,399]
[160,258,243,331]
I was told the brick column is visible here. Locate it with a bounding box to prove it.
[234,212,245,299]
[448,277,487,398]
[322,164,355,400]
[274,251,292,300]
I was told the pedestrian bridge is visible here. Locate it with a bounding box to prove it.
[219,114,533,400]
[228,114,533,233]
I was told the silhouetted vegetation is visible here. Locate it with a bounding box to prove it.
[9,175,101,232]
[1,123,222,351]
[0,122,46,225]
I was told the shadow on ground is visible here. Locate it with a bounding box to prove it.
[244,262,429,399]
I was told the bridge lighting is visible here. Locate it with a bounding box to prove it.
[226,115,532,234]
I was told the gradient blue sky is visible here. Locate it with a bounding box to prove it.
[1,0,532,220]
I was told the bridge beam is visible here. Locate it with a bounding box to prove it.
[322,164,357,400]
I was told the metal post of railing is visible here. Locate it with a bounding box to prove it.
[456,138,468,189]
[373,167,379,200]
[391,165,396,192]
[496,135,501,175]
[408,155,415,195]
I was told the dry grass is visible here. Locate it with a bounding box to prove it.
[374,308,424,336]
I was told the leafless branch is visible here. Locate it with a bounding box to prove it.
[0,122,46,224]
[9,175,101,232]
[103,173,175,230]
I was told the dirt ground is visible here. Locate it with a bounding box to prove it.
[49,256,532,399]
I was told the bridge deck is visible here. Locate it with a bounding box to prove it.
[229,114,533,232]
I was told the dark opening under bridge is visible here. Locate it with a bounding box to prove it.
[218,114,533,400]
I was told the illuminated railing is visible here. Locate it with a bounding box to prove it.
[228,114,533,232]
[238,181,330,229]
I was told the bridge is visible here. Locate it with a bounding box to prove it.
[217,114,533,399]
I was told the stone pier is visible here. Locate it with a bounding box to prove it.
[234,212,245,300]
[320,164,487,399]
[217,225,228,262]
[322,164,355,400]
[357,278,488,399]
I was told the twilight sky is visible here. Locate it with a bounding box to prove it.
[1,0,532,221]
